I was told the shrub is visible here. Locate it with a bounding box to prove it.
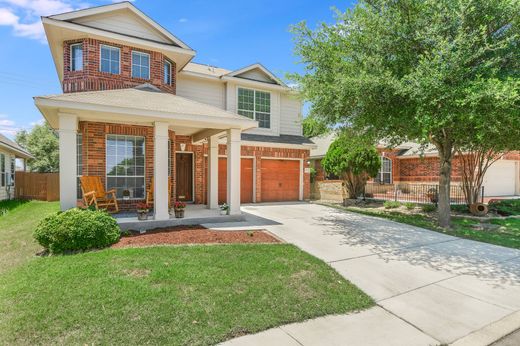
[34,208,120,254]
[404,202,415,210]
[488,199,520,216]
[383,201,401,209]
[451,204,469,214]
[421,204,437,212]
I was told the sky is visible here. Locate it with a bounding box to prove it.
[0,0,356,138]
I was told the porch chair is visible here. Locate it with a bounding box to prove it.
[80,176,119,213]
[146,177,172,208]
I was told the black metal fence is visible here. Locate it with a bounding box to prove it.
[364,183,484,205]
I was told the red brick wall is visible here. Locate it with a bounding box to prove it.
[79,121,311,210]
[63,38,176,94]
[397,156,463,182]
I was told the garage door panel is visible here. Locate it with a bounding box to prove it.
[261,159,300,202]
[218,158,254,204]
[483,160,517,196]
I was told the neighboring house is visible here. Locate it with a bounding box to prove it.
[310,133,520,197]
[34,2,314,218]
[0,134,33,201]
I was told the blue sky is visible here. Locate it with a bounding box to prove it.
[0,0,355,138]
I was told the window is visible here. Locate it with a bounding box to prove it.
[237,88,271,128]
[132,51,150,79]
[106,135,145,199]
[164,60,172,85]
[375,157,392,184]
[9,157,15,186]
[100,45,120,74]
[77,134,83,199]
[0,154,5,187]
[70,43,83,71]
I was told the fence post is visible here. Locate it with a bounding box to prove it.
[393,184,398,201]
[481,186,484,203]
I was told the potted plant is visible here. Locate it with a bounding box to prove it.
[136,202,150,221]
[122,189,130,200]
[173,201,186,218]
[219,203,229,215]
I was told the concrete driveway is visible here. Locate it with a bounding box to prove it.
[206,202,520,346]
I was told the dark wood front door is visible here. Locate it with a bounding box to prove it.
[176,153,193,201]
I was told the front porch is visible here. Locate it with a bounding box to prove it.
[114,204,246,231]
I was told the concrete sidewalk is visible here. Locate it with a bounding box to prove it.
[207,203,520,346]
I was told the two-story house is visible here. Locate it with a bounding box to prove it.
[34,2,314,219]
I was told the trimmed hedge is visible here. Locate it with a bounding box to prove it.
[488,199,520,216]
[34,208,120,254]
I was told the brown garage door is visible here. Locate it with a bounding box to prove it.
[217,158,254,204]
[261,159,300,202]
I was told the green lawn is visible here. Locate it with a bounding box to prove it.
[322,203,520,250]
[0,200,59,274]
[0,200,373,345]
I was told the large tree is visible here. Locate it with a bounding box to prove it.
[321,129,381,199]
[291,0,519,227]
[16,122,59,173]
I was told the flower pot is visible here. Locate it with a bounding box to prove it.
[174,209,185,218]
[137,211,148,221]
[220,210,228,215]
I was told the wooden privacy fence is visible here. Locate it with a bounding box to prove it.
[15,172,59,201]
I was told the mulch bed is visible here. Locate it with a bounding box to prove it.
[112,225,280,248]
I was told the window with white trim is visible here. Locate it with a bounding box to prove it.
[106,135,145,199]
[164,59,172,85]
[0,154,5,187]
[70,43,83,71]
[131,51,150,79]
[100,45,120,74]
[375,157,392,184]
[9,157,15,186]
[237,87,271,128]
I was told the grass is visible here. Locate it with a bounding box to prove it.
[0,200,373,345]
[322,202,520,250]
[0,200,59,274]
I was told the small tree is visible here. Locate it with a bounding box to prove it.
[15,122,59,173]
[302,114,329,138]
[321,130,380,199]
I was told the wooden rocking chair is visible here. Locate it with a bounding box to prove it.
[80,176,119,213]
[146,177,172,208]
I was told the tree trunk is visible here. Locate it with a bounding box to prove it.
[437,146,453,228]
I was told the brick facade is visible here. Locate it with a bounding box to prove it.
[79,121,310,210]
[63,38,176,94]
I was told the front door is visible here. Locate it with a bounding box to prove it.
[176,153,193,201]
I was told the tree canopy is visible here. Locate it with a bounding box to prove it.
[292,0,519,226]
[321,129,381,199]
[16,122,59,173]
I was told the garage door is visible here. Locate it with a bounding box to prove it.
[261,159,300,202]
[482,160,517,196]
[217,158,254,204]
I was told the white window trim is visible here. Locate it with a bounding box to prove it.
[99,44,121,75]
[164,59,172,85]
[237,87,271,129]
[70,43,83,72]
[0,153,5,188]
[105,134,146,200]
[131,50,150,80]
[378,156,392,184]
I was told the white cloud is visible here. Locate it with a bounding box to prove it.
[0,0,86,41]
[0,114,20,137]
[178,18,188,23]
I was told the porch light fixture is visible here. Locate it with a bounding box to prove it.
[180,143,186,151]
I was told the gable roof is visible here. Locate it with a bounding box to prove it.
[182,62,231,78]
[47,1,191,50]
[225,63,286,86]
[0,133,33,159]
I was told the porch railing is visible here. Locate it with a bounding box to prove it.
[363,182,484,205]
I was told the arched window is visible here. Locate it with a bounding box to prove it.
[376,157,392,184]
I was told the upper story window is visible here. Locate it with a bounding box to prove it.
[100,45,120,74]
[70,43,83,71]
[0,154,5,187]
[164,59,172,85]
[132,51,150,80]
[237,87,271,128]
[375,156,392,184]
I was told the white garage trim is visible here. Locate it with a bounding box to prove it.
[260,157,304,201]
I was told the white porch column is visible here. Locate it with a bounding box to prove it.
[227,128,241,215]
[58,113,78,211]
[154,122,169,220]
[207,134,219,209]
